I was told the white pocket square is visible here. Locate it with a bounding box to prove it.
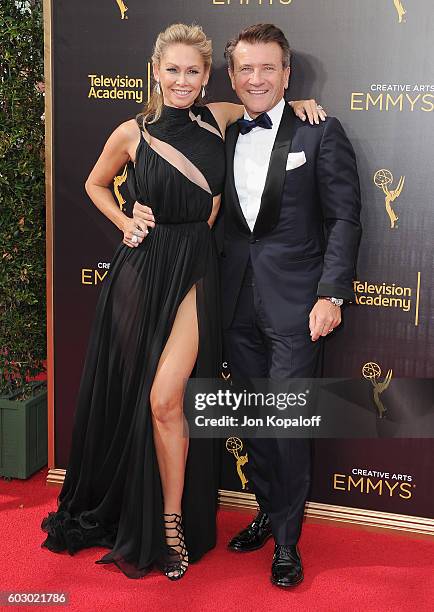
[286,151,306,170]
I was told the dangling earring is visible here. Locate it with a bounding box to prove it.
[155,81,161,95]
[201,85,206,99]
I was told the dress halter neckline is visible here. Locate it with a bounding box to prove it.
[159,104,194,124]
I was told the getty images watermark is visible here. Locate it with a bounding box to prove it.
[194,388,321,429]
[183,378,434,438]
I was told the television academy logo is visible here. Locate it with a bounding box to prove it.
[87,74,144,104]
[115,0,128,19]
[362,362,393,418]
[353,273,421,325]
[373,168,405,229]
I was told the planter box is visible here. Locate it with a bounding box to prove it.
[0,382,48,479]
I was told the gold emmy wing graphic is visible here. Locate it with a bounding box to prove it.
[373,169,405,229]
[113,164,128,211]
[393,0,406,23]
[115,0,128,20]
[226,437,248,490]
[362,362,393,418]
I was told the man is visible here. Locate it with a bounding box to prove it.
[220,24,361,588]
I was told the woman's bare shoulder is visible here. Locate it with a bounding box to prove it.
[115,118,141,141]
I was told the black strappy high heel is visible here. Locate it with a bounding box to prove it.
[161,513,189,580]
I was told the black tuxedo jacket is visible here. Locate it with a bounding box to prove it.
[218,103,362,335]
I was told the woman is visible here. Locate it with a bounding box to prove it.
[41,23,325,581]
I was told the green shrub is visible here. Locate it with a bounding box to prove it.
[0,0,46,395]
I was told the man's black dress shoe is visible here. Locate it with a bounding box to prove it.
[228,510,272,552]
[271,544,304,588]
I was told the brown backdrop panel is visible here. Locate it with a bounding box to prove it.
[49,0,434,520]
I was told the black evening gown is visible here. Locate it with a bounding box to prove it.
[41,104,226,578]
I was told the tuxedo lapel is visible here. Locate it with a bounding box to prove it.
[225,122,251,235]
[253,103,295,238]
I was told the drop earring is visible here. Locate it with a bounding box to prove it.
[201,85,206,99]
[155,81,161,95]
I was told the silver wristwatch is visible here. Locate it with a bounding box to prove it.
[320,296,344,307]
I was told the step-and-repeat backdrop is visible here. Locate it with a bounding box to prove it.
[46,1,434,523]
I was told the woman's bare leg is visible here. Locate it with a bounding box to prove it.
[150,285,198,573]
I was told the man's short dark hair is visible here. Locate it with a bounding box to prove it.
[224,23,291,71]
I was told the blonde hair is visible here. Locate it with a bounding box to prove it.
[137,23,213,125]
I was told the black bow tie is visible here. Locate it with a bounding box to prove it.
[237,112,273,134]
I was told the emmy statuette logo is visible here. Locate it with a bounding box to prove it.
[393,0,406,23]
[362,362,393,418]
[373,169,405,229]
[226,437,248,490]
[113,164,128,211]
[115,0,128,19]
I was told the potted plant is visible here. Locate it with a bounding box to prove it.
[0,0,47,479]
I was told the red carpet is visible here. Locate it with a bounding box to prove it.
[0,469,433,612]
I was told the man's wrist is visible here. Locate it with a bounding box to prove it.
[318,296,344,307]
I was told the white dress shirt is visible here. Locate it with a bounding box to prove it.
[234,98,285,231]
